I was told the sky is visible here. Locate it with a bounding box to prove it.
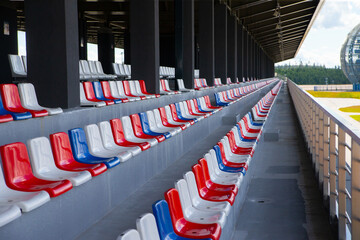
[18,0,360,68]
[276,0,360,68]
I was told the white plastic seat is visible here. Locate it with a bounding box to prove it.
[128,81,148,98]
[116,229,141,240]
[175,179,227,228]
[84,124,133,162]
[79,82,106,107]
[21,55,27,72]
[152,109,182,134]
[221,137,250,164]
[8,55,27,78]
[80,60,97,79]
[119,64,130,79]
[177,79,195,92]
[136,213,161,240]
[121,116,158,147]
[205,152,242,188]
[0,205,21,228]
[0,166,50,212]
[231,127,256,148]
[189,100,211,117]
[146,110,178,136]
[123,64,131,78]
[183,171,231,216]
[109,81,126,100]
[159,80,174,95]
[164,105,191,128]
[18,83,63,115]
[238,120,259,138]
[180,101,204,121]
[116,81,141,101]
[98,121,142,157]
[112,63,122,77]
[27,137,92,186]
[134,81,155,98]
[88,61,105,79]
[95,61,117,79]
[208,149,242,180]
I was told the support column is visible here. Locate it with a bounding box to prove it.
[227,15,237,83]
[248,34,253,80]
[237,24,243,81]
[160,34,175,67]
[98,28,114,74]
[130,0,160,93]
[182,0,194,88]
[124,30,131,64]
[175,0,184,82]
[78,13,87,60]
[199,0,215,86]
[214,3,227,83]
[243,30,248,80]
[0,4,18,83]
[25,0,79,108]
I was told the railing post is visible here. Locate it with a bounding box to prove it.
[323,115,330,199]
[352,140,360,239]
[315,105,320,174]
[312,102,316,166]
[338,129,347,240]
[319,110,324,185]
[329,120,337,219]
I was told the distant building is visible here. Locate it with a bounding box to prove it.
[341,23,360,83]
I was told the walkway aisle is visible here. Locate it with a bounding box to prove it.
[231,84,334,240]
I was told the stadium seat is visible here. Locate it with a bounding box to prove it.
[136,213,161,240]
[138,80,160,98]
[123,81,146,100]
[98,121,142,157]
[84,124,132,162]
[160,79,175,95]
[50,132,107,177]
[119,64,131,79]
[177,79,195,92]
[192,164,236,205]
[8,55,27,78]
[110,118,151,151]
[27,137,92,186]
[214,78,223,87]
[183,171,231,216]
[0,84,48,118]
[95,61,117,79]
[193,99,212,115]
[81,82,108,106]
[156,107,187,130]
[18,83,63,115]
[165,188,221,240]
[218,140,250,168]
[116,81,141,101]
[174,103,198,123]
[152,200,202,240]
[88,61,105,79]
[80,60,97,79]
[68,128,120,168]
[129,114,166,142]
[100,81,128,103]
[221,137,253,164]
[134,81,157,98]
[175,179,227,228]
[180,101,204,121]
[0,142,73,197]
[213,145,247,174]
[0,166,50,212]
[116,229,141,240]
[128,81,150,99]
[138,112,172,139]
[92,82,118,104]
[0,95,14,122]
[163,105,192,128]
[150,109,182,135]
[108,81,132,101]
[0,205,21,228]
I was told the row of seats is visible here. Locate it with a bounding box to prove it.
[112,63,132,79]
[117,80,282,240]
[0,83,62,123]
[0,80,273,227]
[79,60,117,80]
[160,66,175,79]
[8,55,27,79]
[80,80,160,107]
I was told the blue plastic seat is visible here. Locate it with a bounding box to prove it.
[214,93,229,107]
[196,98,213,113]
[68,128,120,168]
[92,82,121,104]
[152,200,211,240]
[247,112,263,126]
[174,103,198,123]
[138,112,172,139]
[213,145,246,174]
[235,124,256,143]
[0,92,31,120]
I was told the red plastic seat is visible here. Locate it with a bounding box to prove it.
[192,164,235,205]
[169,104,195,125]
[110,118,151,151]
[122,81,146,100]
[226,132,253,154]
[139,80,160,98]
[158,107,186,130]
[241,116,261,134]
[130,114,165,142]
[198,158,238,195]
[101,81,129,103]
[218,142,249,168]
[0,142,73,197]
[236,122,258,141]
[204,96,222,110]
[165,188,221,240]
[50,132,107,177]
[185,100,207,118]
[0,84,48,118]
[83,82,114,105]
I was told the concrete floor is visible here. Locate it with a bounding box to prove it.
[231,84,334,240]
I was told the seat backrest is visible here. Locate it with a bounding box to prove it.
[116,81,127,96]
[183,171,201,204]
[50,132,77,168]
[0,142,35,187]
[110,118,127,145]
[27,137,57,175]
[136,213,160,240]
[95,61,105,74]
[164,105,175,122]
[92,82,107,99]
[21,55,27,72]
[145,110,158,131]
[109,81,121,98]
[204,152,219,178]
[82,82,98,101]
[68,128,91,160]
[18,83,40,108]
[138,80,150,94]
[8,54,26,75]
[84,124,107,154]
[159,80,165,91]
[123,64,131,76]
[100,81,114,99]
[191,164,207,190]
[130,114,146,137]
[164,80,171,91]
[164,188,185,223]
[98,121,118,149]
[128,81,139,95]
[134,81,143,95]
[175,179,194,217]
[122,81,132,95]
[1,84,26,112]
[121,116,138,140]
[88,61,99,75]
[119,64,127,76]
[227,78,232,84]
[112,63,121,75]
[80,60,92,75]
[152,200,175,238]
[117,229,141,240]
[153,109,166,128]
[198,158,213,184]
[79,62,85,75]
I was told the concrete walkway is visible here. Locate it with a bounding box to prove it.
[231,84,334,240]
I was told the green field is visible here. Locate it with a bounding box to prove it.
[339,106,360,112]
[350,115,360,121]
[307,91,360,99]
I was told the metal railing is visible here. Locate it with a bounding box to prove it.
[288,80,360,240]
